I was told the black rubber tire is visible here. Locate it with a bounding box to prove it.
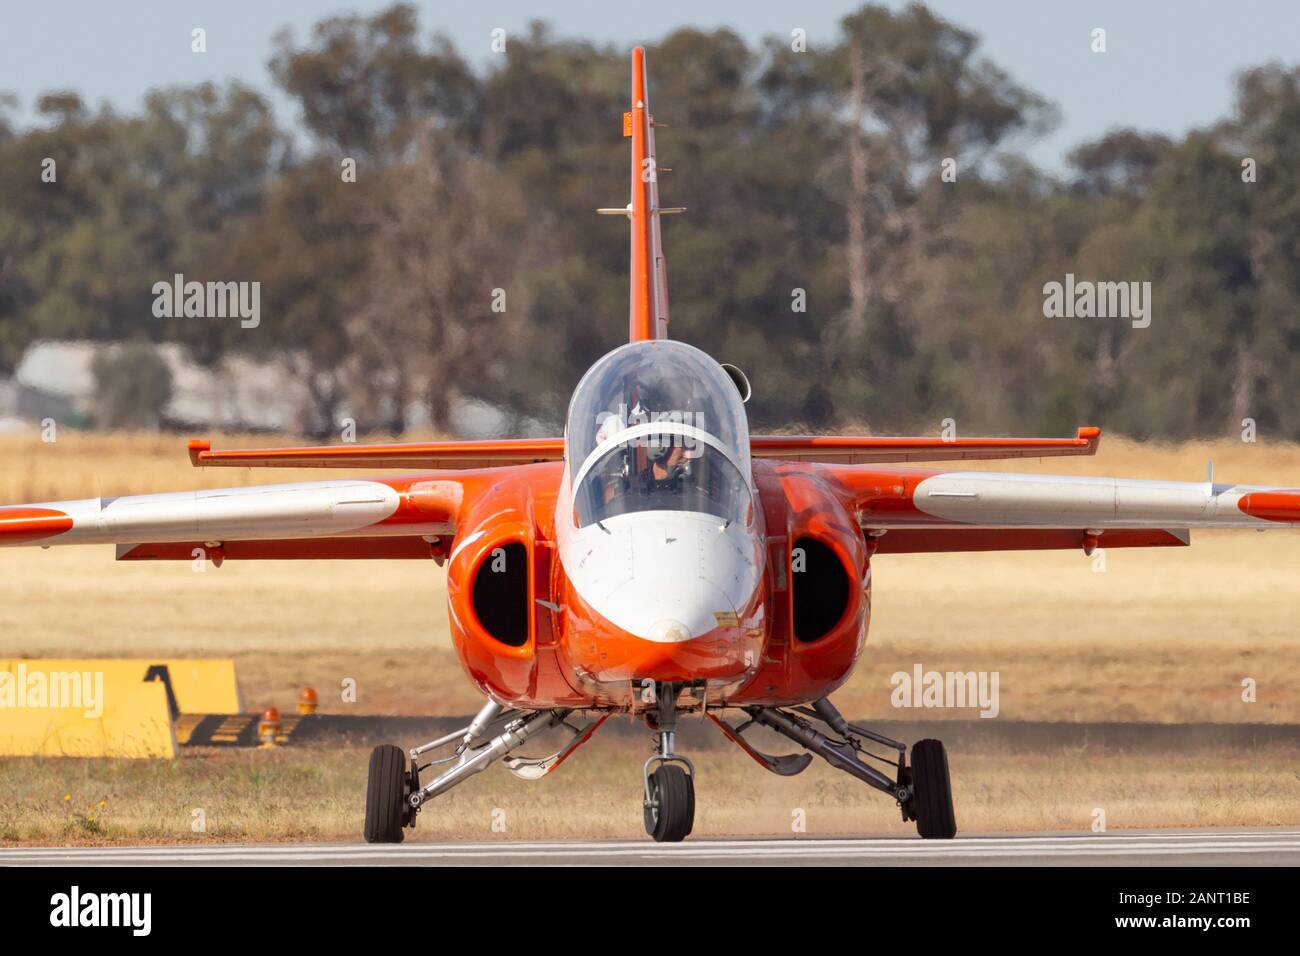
[644,764,695,843]
[910,738,957,839]
[364,744,408,844]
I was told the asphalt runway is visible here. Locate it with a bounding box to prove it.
[3,829,1298,866]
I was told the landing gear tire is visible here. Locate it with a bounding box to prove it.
[909,738,957,839]
[644,764,695,843]
[364,744,410,844]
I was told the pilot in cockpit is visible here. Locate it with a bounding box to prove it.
[643,433,688,491]
[593,396,693,506]
[568,342,750,529]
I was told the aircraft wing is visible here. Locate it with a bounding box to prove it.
[750,427,1101,464]
[0,473,481,562]
[188,427,1102,471]
[823,463,1300,553]
[187,437,564,470]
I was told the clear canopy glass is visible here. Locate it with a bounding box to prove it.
[566,340,752,528]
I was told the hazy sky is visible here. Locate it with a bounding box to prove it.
[2,1,1298,169]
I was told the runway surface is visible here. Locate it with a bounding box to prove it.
[3,828,1298,866]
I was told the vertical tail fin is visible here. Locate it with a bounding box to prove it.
[628,47,672,342]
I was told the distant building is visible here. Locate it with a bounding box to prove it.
[12,340,310,432]
[7,340,552,437]
[0,378,77,432]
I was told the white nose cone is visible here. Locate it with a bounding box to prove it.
[648,618,691,644]
[561,510,762,641]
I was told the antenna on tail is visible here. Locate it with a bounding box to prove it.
[596,47,682,343]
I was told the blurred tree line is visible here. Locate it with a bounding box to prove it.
[1,2,1298,439]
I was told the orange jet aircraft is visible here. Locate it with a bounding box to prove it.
[4,49,1299,843]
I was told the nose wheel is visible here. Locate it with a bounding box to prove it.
[641,681,695,842]
[643,761,695,842]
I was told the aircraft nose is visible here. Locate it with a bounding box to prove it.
[562,509,763,649]
[602,575,731,640]
[561,511,766,683]
[648,618,691,643]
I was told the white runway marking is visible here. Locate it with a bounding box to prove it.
[3,829,1299,866]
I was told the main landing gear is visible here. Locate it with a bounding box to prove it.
[364,692,953,843]
[710,697,957,839]
[363,700,607,844]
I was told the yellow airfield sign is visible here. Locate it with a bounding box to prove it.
[0,659,241,758]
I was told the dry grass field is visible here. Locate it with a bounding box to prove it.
[4,740,1297,844]
[1,430,1298,842]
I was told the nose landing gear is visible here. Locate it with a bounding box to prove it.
[642,682,695,842]
[644,759,695,842]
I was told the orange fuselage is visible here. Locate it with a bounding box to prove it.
[443,460,871,711]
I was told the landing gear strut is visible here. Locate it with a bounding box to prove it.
[716,697,956,839]
[363,700,606,844]
[642,682,695,842]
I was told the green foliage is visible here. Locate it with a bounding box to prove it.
[91,342,173,429]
